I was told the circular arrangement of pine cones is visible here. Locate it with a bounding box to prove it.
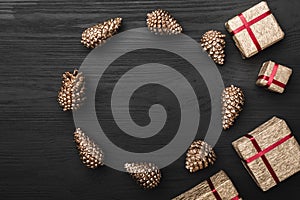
[124,162,161,189]
[74,128,104,169]
[185,140,217,173]
[81,17,122,48]
[57,11,249,190]
[200,30,226,65]
[57,69,85,111]
[146,9,183,35]
[222,85,245,130]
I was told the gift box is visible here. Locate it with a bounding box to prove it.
[256,61,292,93]
[225,1,284,58]
[232,117,300,191]
[172,170,241,200]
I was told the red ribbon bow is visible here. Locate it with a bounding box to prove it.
[232,10,272,52]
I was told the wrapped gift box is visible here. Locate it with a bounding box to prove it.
[225,1,284,58]
[172,170,241,200]
[256,60,292,93]
[232,117,300,191]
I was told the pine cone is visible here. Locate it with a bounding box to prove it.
[200,30,226,65]
[146,9,183,35]
[185,140,217,172]
[81,17,122,48]
[124,162,161,189]
[222,85,245,130]
[74,128,104,169]
[57,69,85,111]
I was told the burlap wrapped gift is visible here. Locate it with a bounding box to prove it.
[172,170,241,200]
[225,1,284,58]
[256,61,292,93]
[232,117,300,191]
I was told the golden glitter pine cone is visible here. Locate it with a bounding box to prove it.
[74,128,104,169]
[81,17,122,48]
[146,9,183,35]
[222,85,245,130]
[200,30,226,65]
[124,162,161,189]
[185,140,217,172]
[57,69,85,111]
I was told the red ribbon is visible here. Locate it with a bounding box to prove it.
[207,178,240,200]
[207,178,222,200]
[231,196,240,200]
[257,63,286,88]
[232,10,271,52]
[257,75,286,88]
[245,134,292,163]
[244,134,292,184]
[267,63,279,87]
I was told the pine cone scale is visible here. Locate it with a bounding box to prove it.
[58,69,85,111]
[185,140,216,172]
[222,85,245,130]
[200,30,226,65]
[124,162,161,189]
[74,128,104,169]
[81,17,122,48]
[147,9,182,35]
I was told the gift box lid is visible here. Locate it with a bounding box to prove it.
[225,1,284,58]
[172,170,241,200]
[232,116,292,162]
[258,61,292,79]
[232,117,300,191]
[256,61,292,93]
[226,1,272,32]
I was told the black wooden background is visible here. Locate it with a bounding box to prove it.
[1,0,300,199]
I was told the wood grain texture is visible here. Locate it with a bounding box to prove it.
[1,0,300,199]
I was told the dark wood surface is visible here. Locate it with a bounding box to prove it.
[1,0,300,199]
